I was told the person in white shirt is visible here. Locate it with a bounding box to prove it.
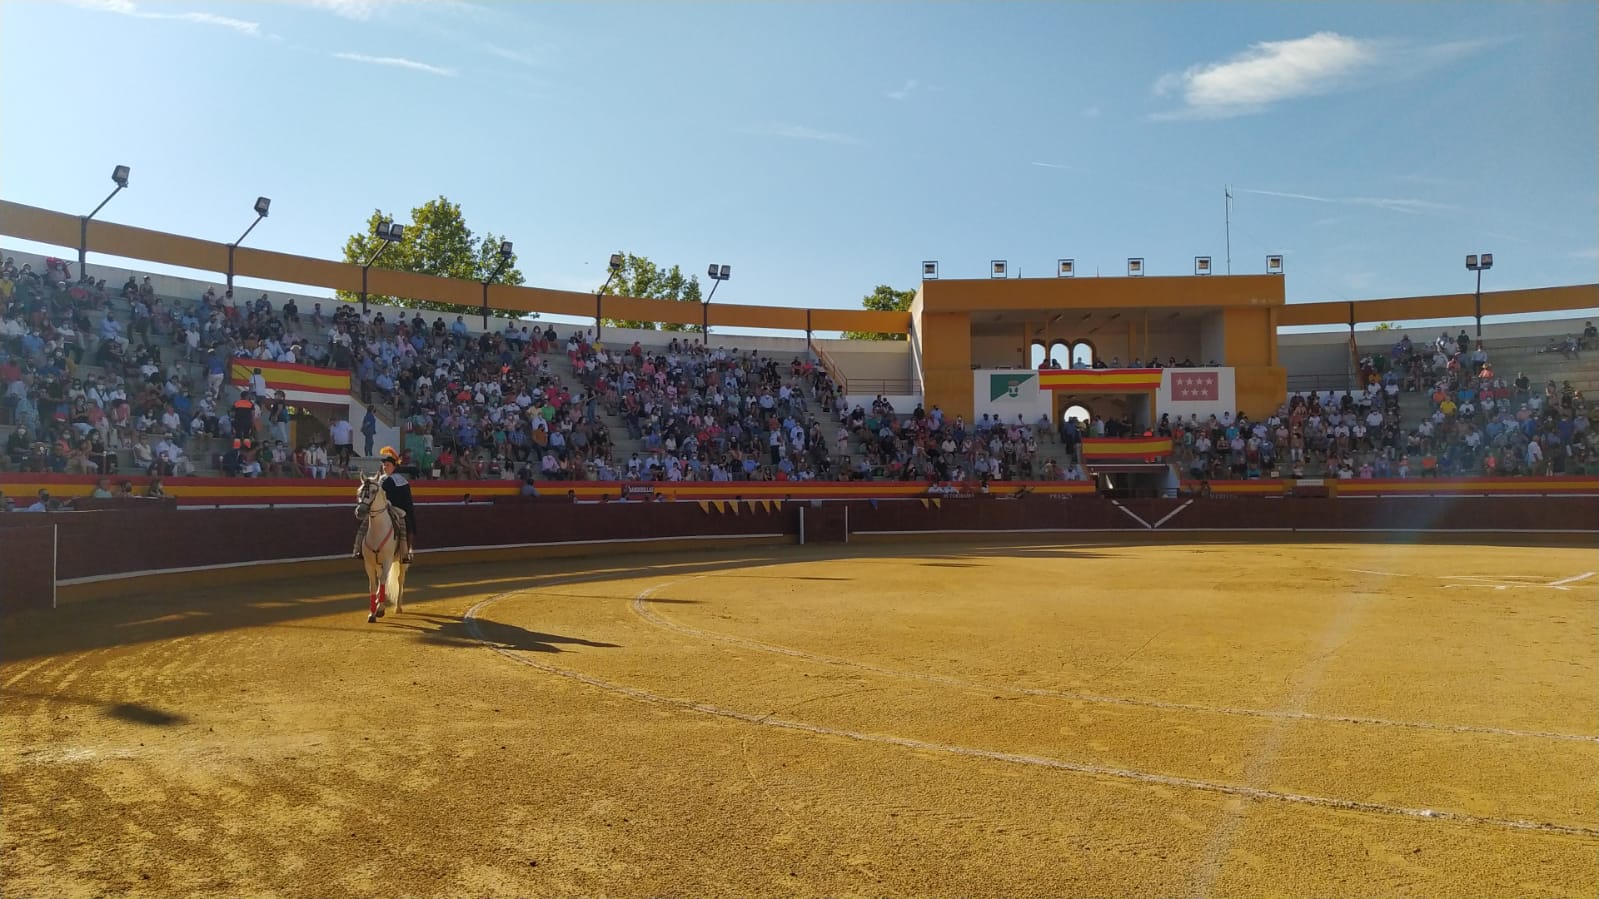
[305,442,329,479]
[329,418,354,466]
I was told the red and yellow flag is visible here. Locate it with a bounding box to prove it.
[1037,369,1162,392]
[1080,437,1173,459]
[231,359,350,402]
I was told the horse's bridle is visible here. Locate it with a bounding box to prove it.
[356,480,385,518]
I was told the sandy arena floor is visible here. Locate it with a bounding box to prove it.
[2,540,1596,898]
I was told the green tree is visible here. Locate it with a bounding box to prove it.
[1373,322,1399,331]
[841,284,915,340]
[335,196,525,316]
[600,253,704,331]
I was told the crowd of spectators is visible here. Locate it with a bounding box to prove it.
[4,254,1596,496]
[0,257,348,480]
[1163,329,1595,480]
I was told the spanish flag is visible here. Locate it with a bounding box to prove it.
[1080,437,1173,459]
[1037,369,1162,392]
[231,359,350,404]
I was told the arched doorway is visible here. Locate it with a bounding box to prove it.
[1070,341,1095,368]
[1061,403,1091,427]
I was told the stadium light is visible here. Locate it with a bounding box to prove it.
[1466,251,1494,338]
[1127,258,1144,277]
[596,251,625,339]
[226,196,272,291]
[922,260,939,280]
[481,239,515,330]
[360,217,408,314]
[1194,256,1211,276]
[79,164,132,278]
[991,260,1007,279]
[1266,254,1284,275]
[704,263,731,343]
[1058,259,1075,278]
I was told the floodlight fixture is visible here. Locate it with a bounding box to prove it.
[991,260,1007,279]
[922,260,939,280]
[1266,254,1284,275]
[1195,256,1211,275]
[1058,258,1075,278]
[111,165,130,188]
[254,196,271,217]
[498,240,513,257]
[1127,257,1144,277]
[609,252,624,271]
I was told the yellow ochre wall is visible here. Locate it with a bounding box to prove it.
[920,274,1285,312]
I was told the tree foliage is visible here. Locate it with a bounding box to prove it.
[335,196,526,316]
[841,284,915,340]
[600,253,705,331]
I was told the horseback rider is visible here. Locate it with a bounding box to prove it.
[353,446,416,563]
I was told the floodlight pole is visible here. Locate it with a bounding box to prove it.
[226,198,271,291]
[704,264,730,345]
[361,221,401,314]
[79,165,130,278]
[1466,252,1493,339]
[482,241,514,332]
[596,252,623,341]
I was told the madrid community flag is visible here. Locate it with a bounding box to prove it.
[1169,371,1219,401]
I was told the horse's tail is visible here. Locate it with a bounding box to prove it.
[385,552,405,608]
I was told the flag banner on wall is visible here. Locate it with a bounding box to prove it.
[1169,371,1219,401]
[1080,437,1174,459]
[697,501,710,514]
[230,359,351,404]
[989,372,1038,401]
[1037,369,1162,392]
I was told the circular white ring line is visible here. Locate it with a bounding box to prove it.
[631,582,1599,745]
[462,585,1599,840]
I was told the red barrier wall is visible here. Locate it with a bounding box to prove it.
[2,496,1592,615]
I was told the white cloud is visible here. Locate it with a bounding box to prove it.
[485,43,538,66]
[1153,33,1501,120]
[1571,247,1599,261]
[334,52,456,77]
[748,123,864,146]
[1154,32,1379,118]
[67,0,264,36]
[886,79,919,101]
[1081,105,1101,118]
[1236,187,1457,215]
[296,0,482,20]
[1030,161,1070,170]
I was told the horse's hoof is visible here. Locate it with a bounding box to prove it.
[367,614,376,623]
[375,607,386,618]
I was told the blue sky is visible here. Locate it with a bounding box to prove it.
[2,0,1595,330]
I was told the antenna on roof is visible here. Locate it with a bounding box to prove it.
[1225,185,1233,275]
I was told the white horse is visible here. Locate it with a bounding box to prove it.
[355,473,407,623]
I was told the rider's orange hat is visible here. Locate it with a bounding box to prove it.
[379,446,399,463]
